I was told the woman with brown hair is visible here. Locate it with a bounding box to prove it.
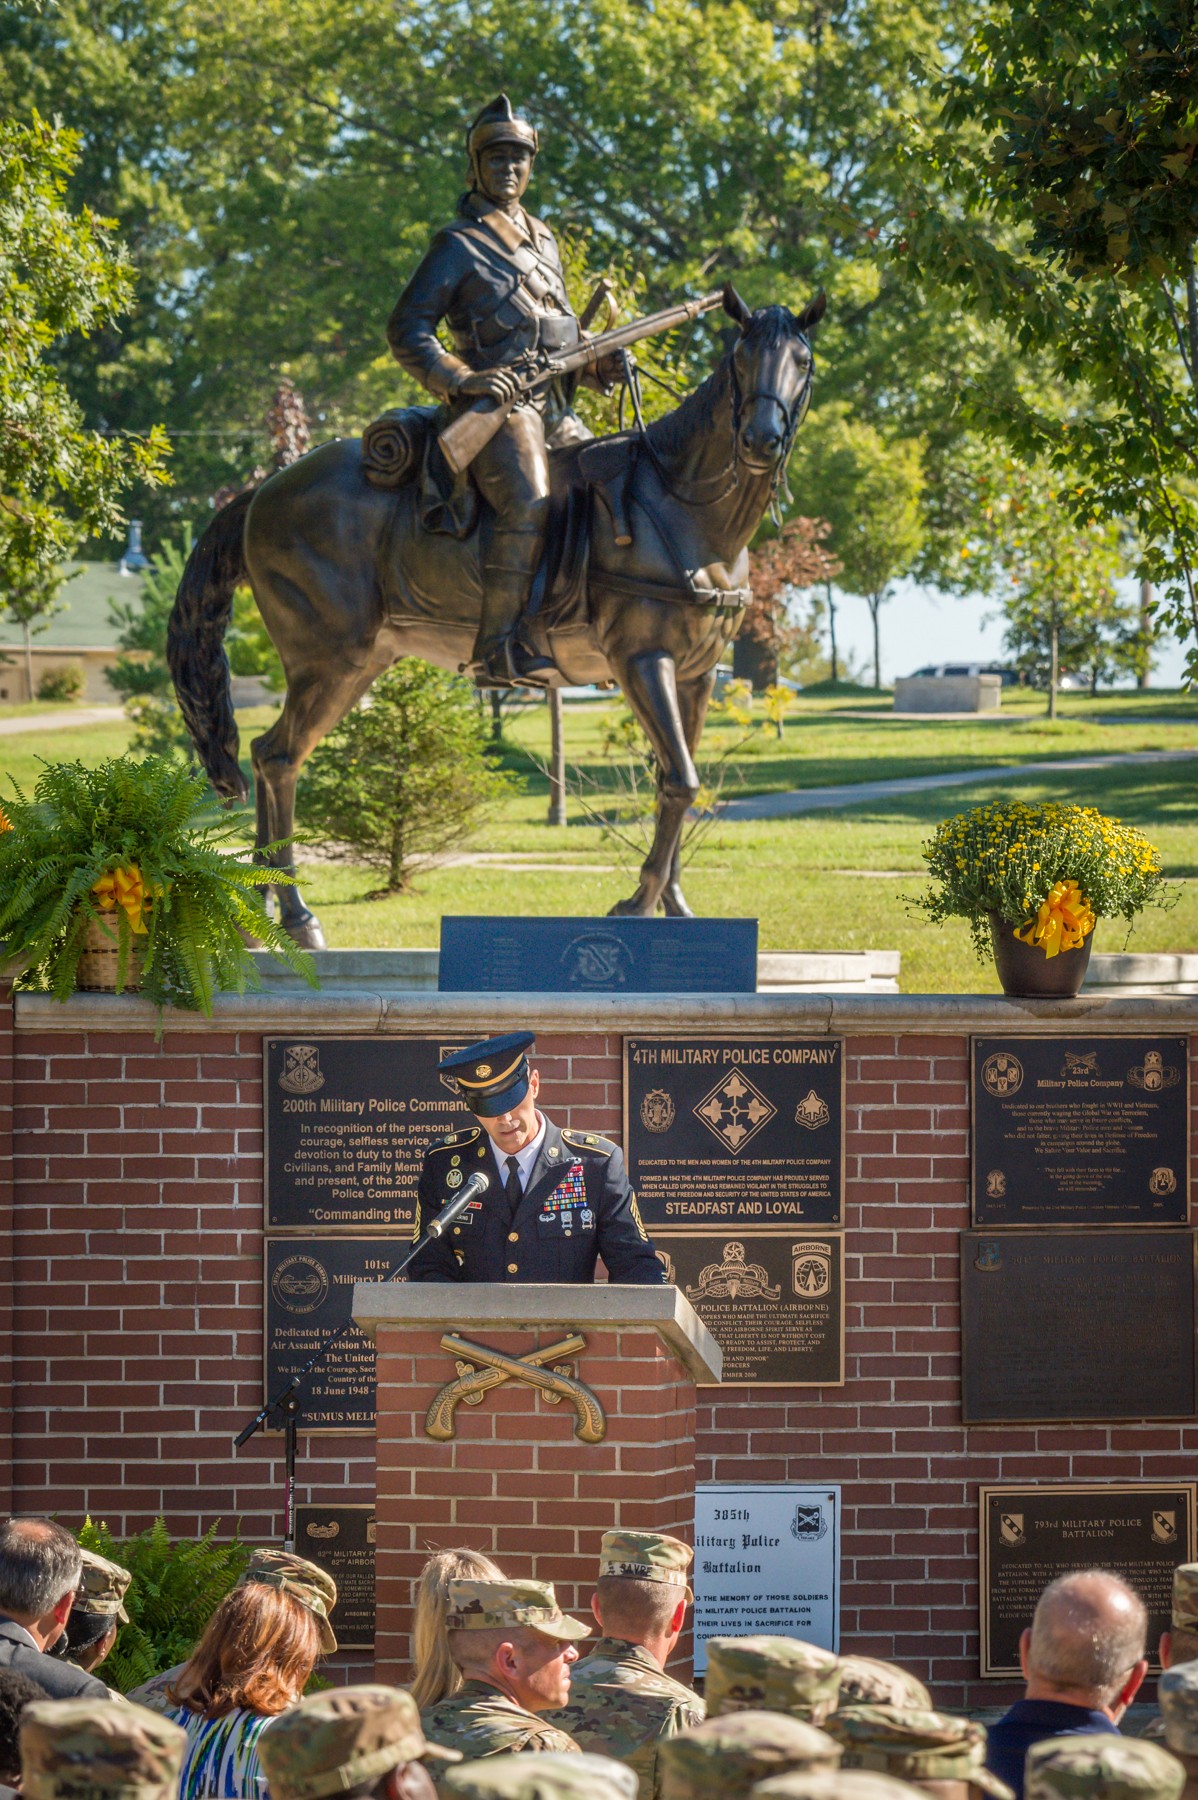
[165,1552,336,1800]
[408,1547,503,1710]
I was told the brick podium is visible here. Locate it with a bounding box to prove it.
[351,1283,722,1684]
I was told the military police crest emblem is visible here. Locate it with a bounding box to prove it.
[792,1502,827,1541]
[279,1044,324,1095]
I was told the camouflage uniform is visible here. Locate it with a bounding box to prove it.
[1156,1661,1198,1800]
[67,1549,133,1700]
[420,1579,589,1760]
[548,1531,703,1800]
[20,1697,185,1800]
[754,1771,931,1800]
[836,1658,932,1713]
[257,1683,460,1800]
[1023,1736,1185,1800]
[1143,1566,1198,1745]
[657,1712,841,1800]
[705,1638,842,1725]
[826,1706,1015,1800]
[444,1751,640,1800]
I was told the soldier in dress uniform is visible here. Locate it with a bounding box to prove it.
[387,95,620,688]
[406,1033,665,1285]
[547,1530,704,1799]
[419,1579,588,1760]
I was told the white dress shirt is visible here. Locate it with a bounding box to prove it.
[489,1112,546,1193]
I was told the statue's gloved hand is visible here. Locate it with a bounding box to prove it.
[455,366,524,402]
[591,349,626,394]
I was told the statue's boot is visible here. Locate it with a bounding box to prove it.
[468,529,554,688]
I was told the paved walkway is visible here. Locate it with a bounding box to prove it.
[718,746,1198,821]
[0,705,124,736]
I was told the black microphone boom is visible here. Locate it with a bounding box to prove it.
[427,1168,490,1236]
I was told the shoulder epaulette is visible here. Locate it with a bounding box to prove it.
[429,1127,482,1153]
[562,1129,616,1155]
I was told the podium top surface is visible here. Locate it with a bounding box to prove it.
[352,1282,723,1384]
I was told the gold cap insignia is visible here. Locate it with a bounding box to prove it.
[476,1063,492,1077]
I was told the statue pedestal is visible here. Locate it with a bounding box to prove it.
[351,1283,722,1684]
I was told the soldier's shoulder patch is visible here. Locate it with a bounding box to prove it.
[430,1128,481,1154]
[562,1129,616,1155]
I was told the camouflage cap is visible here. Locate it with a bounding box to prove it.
[706,1637,843,1725]
[753,1770,930,1800]
[826,1707,1013,1799]
[658,1711,841,1800]
[75,1547,132,1624]
[21,1698,186,1800]
[257,1684,460,1800]
[240,1547,338,1655]
[835,1659,931,1713]
[1158,1661,1198,1755]
[1172,1565,1198,1632]
[446,1578,591,1643]
[599,1531,694,1601]
[443,1752,639,1800]
[1025,1736,1185,1800]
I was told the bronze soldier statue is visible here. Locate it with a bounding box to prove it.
[387,94,619,687]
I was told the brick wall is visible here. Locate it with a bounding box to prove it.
[5,1000,1196,1707]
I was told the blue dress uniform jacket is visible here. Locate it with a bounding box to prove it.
[407,1115,665,1285]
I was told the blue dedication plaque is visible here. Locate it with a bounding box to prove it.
[438,915,758,993]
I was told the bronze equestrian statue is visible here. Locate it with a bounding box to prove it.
[167,96,824,948]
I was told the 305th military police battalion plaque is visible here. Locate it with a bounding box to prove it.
[624,1038,843,1228]
[979,1483,1197,1676]
[972,1037,1189,1226]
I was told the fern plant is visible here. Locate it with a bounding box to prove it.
[77,1518,250,1695]
[0,753,315,1013]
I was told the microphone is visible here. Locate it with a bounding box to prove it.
[426,1169,491,1238]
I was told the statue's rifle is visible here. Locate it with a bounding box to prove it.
[437,290,725,476]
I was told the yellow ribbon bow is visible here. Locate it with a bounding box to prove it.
[0,804,11,832]
[92,863,152,935]
[1013,879,1095,958]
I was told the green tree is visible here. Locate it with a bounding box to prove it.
[795,418,925,688]
[1,555,66,699]
[298,660,521,894]
[105,525,195,757]
[0,112,167,577]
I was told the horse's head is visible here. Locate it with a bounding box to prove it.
[722,284,825,474]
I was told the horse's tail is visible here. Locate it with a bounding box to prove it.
[166,487,257,803]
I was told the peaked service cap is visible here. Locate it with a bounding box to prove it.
[21,1699,186,1800]
[445,1578,591,1642]
[438,1034,536,1118]
[239,1547,338,1654]
[706,1636,843,1724]
[1024,1737,1185,1800]
[257,1683,459,1800]
[599,1530,694,1600]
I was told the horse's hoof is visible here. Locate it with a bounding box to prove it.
[286,916,328,951]
[608,897,655,918]
[660,887,695,918]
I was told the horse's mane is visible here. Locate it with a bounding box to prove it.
[645,305,798,460]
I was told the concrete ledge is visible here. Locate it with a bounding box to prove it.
[352,1281,723,1384]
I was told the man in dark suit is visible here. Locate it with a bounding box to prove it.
[408,1033,665,1285]
[0,1519,107,1699]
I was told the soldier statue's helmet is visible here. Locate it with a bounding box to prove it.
[438,1033,536,1118]
[466,94,539,167]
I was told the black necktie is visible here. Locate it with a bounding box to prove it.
[505,1155,522,1220]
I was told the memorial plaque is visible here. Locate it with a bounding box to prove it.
[438,916,758,994]
[972,1036,1188,1226]
[961,1229,1197,1422]
[265,1037,474,1231]
[625,1037,843,1227]
[693,1483,840,1673]
[980,1483,1197,1677]
[264,1237,398,1432]
[293,1504,376,1650]
[656,1228,844,1387]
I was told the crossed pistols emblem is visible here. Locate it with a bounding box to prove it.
[425,1333,607,1445]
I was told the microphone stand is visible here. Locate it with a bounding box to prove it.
[234,1180,486,1549]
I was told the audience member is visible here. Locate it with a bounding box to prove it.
[56,1549,130,1691]
[0,1521,107,1700]
[827,1704,1013,1800]
[0,1670,45,1797]
[985,1572,1148,1800]
[164,1552,333,1799]
[1142,1568,1198,1743]
[419,1579,589,1758]
[257,1683,459,1800]
[409,1549,504,1711]
[1157,1661,1198,1799]
[19,1697,185,1800]
[548,1529,703,1799]
[835,1658,932,1712]
[1024,1736,1184,1800]
[704,1639,842,1725]
[443,1752,640,1800]
[657,1712,841,1800]
[752,1772,929,1800]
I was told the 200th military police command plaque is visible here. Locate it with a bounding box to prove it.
[625,1038,845,1387]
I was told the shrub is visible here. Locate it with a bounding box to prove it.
[36,662,85,702]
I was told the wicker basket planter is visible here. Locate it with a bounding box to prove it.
[76,915,144,993]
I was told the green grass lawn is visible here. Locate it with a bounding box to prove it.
[3,689,1196,992]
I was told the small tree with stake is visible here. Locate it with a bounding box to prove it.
[298,660,521,895]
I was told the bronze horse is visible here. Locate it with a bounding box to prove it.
[168,286,823,946]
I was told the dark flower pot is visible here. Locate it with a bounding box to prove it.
[989,911,1094,999]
